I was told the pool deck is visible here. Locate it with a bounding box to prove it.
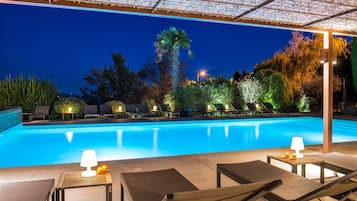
[0,141,356,201]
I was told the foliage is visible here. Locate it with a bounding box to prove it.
[164,85,199,111]
[81,53,143,104]
[296,96,317,112]
[155,27,192,89]
[0,75,59,112]
[352,37,357,95]
[106,100,125,113]
[138,59,172,103]
[142,99,156,111]
[236,75,263,104]
[53,97,85,114]
[254,32,348,100]
[255,69,293,110]
[198,77,235,105]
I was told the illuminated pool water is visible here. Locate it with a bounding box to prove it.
[0,117,356,168]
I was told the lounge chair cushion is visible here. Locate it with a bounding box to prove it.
[120,168,198,201]
[0,179,54,201]
[311,152,357,172]
[217,160,321,201]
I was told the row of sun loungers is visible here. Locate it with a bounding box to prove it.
[120,152,357,201]
[3,153,356,201]
[28,102,275,121]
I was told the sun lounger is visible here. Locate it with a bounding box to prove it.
[262,102,275,113]
[120,168,281,201]
[84,105,99,119]
[31,105,50,120]
[159,104,172,117]
[217,160,357,201]
[231,103,243,115]
[0,178,55,201]
[309,152,357,183]
[213,103,230,116]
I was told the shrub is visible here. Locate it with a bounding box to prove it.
[106,100,125,113]
[255,69,293,110]
[0,75,59,112]
[53,97,85,114]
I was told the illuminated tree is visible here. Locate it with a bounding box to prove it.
[255,69,293,110]
[255,31,347,101]
[155,27,192,89]
[236,76,263,104]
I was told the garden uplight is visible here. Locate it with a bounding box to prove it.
[68,107,73,113]
[225,104,229,110]
[153,105,158,111]
[118,106,123,112]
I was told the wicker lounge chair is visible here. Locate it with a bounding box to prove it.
[31,105,50,120]
[213,103,230,116]
[310,152,357,183]
[84,105,99,119]
[231,103,244,115]
[159,104,172,117]
[262,102,274,113]
[217,160,357,201]
[0,178,55,201]
[120,168,281,201]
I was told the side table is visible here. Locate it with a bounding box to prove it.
[56,171,112,201]
[267,155,323,177]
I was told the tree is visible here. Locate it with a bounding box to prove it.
[138,58,172,103]
[155,27,192,89]
[255,32,347,101]
[255,69,293,110]
[0,75,59,112]
[81,53,142,103]
[236,76,263,104]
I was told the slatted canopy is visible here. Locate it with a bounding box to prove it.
[1,0,357,36]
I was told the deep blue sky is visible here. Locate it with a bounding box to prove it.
[0,3,293,94]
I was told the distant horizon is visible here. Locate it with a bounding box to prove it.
[1,3,297,94]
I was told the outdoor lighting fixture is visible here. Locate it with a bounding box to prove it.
[118,106,123,112]
[255,104,259,108]
[290,137,304,158]
[225,104,229,110]
[320,49,337,64]
[80,149,98,177]
[197,69,207,82]
[68,107,73,113]
[207,105,211,111]
[153,105,158,111]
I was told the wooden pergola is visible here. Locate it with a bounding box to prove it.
[1,0,357,152]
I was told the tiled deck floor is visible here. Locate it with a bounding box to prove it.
[0,141,356,201]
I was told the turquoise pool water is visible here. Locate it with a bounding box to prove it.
[0,117,356,168]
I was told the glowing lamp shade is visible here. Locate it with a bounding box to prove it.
[290,137,304,158]
[80,149,98,177]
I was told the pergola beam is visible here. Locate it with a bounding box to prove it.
[304,8,357,28]
[234,0,275,20]
[151,0,162,12]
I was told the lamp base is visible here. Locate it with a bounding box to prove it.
[81,170,96,177]
[296,153,304,158]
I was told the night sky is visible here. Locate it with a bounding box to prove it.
[0,3,294,94]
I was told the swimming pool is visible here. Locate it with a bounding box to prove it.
[0,117,356,168]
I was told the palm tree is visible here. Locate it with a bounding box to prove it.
[155,27,192,89]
